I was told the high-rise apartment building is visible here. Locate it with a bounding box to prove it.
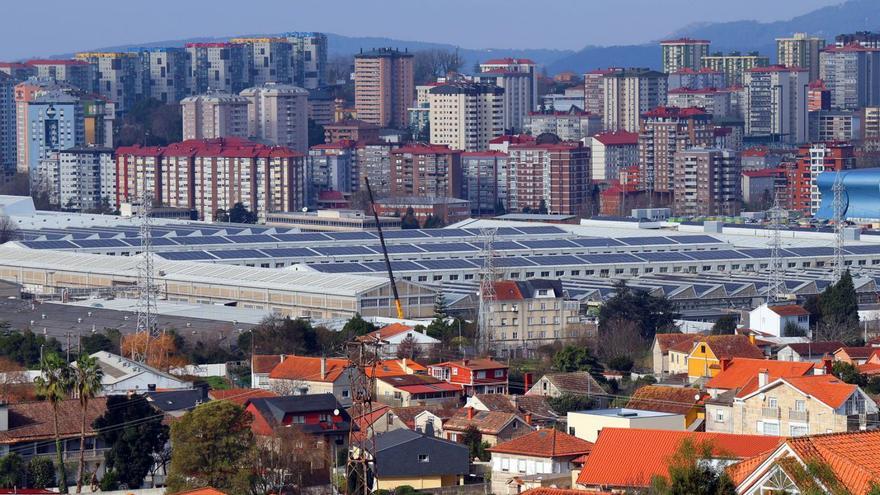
[116,137,306,221]
[231,37,293,86]
[667,88,733,118]
[776,33,826,81]
[583,68,620,119]
[506,142,590,215]
[39,147,116,211]
[835,32,880,49]
[667,68,726,90]
[389,144,462,199]
[673,147,741,217]
[186,43,248,95]
[602,69,668,132]
[25,60,94,92]
[661,38,711,73]
[808,79,831,111]
[0,74,14,176]
[74,52,139,113]
[787,142,855,216]
[285,32,328,89]
[180,93,249,141]
[478,58,537,133]
[523,108,602,142]
[743,66,808,143]
[809,110,861,142]
[354,48,414,129]
[863,107,880,139]
[701,52,770,86]
[240,83,309,153]
[588,131,639,182]
[461,151,508,215]
[0,63,37,81]
[428,82,504,152]
[638,106,714,196]
[819,45,880,110]
[309,140,359,196]
[133,47,190,103]
[356,142,398,196]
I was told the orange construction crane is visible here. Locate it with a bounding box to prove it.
[364,177,405,319]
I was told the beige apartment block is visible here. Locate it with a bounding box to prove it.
[240,83,309,153]
[354,48,414,129]
[181,93,249,140]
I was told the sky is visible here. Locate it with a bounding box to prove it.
[1,0,844,60]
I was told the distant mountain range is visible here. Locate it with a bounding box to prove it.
[53,0,880,76]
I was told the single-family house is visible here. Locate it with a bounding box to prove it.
[859,349,880,376]
[367,358,427,379]
[409,407,459,437]
[729,430,880,495]
[352,404,409,441]
[251,354,284,390]
[245,393,352,444]
[651,333,698,375]
[207,388,277,406]
[442,407,532,446]
[626,385,706,429]
[429,358,509,396]
[777,341,845,362]
[467,394,561,427]
[834,346,876,366]
[87,351,192,395]
[576,429,782,492]
[566,408,685,443]
[358,323,440,358]
[146,387,209,418]
[683,335,765,382]
[370,428,469,491]
[376,374,462,407]
[525,372,606,404]
[267,356,361,406]
[489,429,593,495]
[748,304,810,338]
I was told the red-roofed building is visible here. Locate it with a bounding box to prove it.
[323,119,380,144]
[389,144,463,199]
[787,142,854,216]
[366,358,428,378]
[506,141,590,215]
[429,359,509,396]
[576,428,781,491]
[0,62,36,80]
[115,137,307,222]
[208,388,277,406]
[748,303,810,338]
[267,356,362,407]
[731,430,880,495]
[376,374,462,407]
[742,167,786,205]
[834,346,876,366]
[489,429,593,493]
[660,38,710,74]
[358,323,440,359]
[479,58,537,131]
[589,131,638,182]
[638,106,714,197]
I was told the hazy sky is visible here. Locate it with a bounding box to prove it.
[1,0,843,60]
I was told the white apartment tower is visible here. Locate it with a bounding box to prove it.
[428,82,504,152]
[602,69,668,132]
[743,66,808,143]
[240,83,309,154]
[661,38,710,73]
[776,33,826,81]
[180,93,249,140]
[478,58,537,133]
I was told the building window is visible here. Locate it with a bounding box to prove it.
[790,425,808,437]
[494,369,504,378]
[761,422,779,436]
[568,427,575,436]
[715,410,725,422]
[418,454,430,463]
[476,371,486,379]
[342,389,350,398]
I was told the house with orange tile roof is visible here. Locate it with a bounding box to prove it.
[488,429,593,494]
[859,349,880,376]
[267,355,362,407]
[748,303,810,338]
[175,488,229,495]
[730,373,878,436]
[350,404,409,442]
[626,385,707,429]
[576,428,782,491]
[834,346,876,366]
[441,407,532,446]
[208,388,277,406]
[357,323,440,358]
[251,354,284,390]
[730,430,880,495]
[429,358,509,396]
[684,335,766,382]
[777,341,845,363]
[652,333,698,375]
[375,374,462,407]
[365,358,427,379]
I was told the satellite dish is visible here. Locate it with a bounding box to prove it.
[302,207,309,213]
[333,408,340,416]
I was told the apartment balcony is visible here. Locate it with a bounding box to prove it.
[788,409,809,422]
[761,407,780,419]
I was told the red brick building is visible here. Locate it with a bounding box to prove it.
[506,142,591,215]
[785,142,855,216]
[323,119,381,144]
[428,358,509,396]
[389,144,463,199]
[638,106,714,196]
[373,196,471,225]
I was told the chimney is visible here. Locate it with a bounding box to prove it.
[320,357,327,380]
[524,413,532,426]
[823,355,833,376]
[0,402,8,432]
[524,372,533,392]
[720,358,731,372]
[758,368,768,387]
[280,354,286,362]
[748,334,756,346]
[402,358,408,372]
[467,406,474,420]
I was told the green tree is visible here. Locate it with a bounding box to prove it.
[547,393,594,414]
[494,199,507,216]
[34,353,72,493]
[598,280,679,342]
[0,453,25,488]
[711,315,737,335]
[459,425,489,461]
[832,361,868,387]
[819,270,861,345]
[71,354,103,493]
[93,395,169,490]
[783,321,807,337]
[607,356,634,372]
[0,328,63,368]
[248,316,319,355]
[215,209,230,223]
[400,207,420,229]
[228,202,257,224]
[537,199,548,214]
[649,438,736,495]
[422,214,445,228]
[552,345,603,374]
[27,457,55,489]
[80,332,116,355]
[342,314,377,337]
[308,118,325,147]
[166,401,255,494]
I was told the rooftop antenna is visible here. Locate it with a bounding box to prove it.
[477,227,498,356]
[133,191,158,362]
[832,168,846,282]
[767,191,783,303]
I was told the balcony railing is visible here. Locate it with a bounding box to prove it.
[788,409,809,422]
[762,407,780,419]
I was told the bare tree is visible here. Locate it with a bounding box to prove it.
[0,357,30,402]
[597,318,645,362]
[395,334,423,360]
[252,425,329,495]
[414,49,465,84]
[0,216,19,244]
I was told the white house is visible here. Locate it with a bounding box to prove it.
[267,355,363,407]
[358,323,440,358]
[566,408,684,442]
[748,304,810,338]
[488,429,593,494]
[85,351,192,395]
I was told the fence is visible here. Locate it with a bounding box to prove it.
[416,482,490,495]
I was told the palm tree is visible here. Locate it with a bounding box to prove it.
[34,353,72,494]
[71,355,103,493]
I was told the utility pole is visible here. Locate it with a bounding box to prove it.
[477,228,498,357]
[832,168,846,283]
[134,192,157,362]
[767,191,783,303]
[346,337,383,495]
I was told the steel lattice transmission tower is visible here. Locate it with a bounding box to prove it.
[767,191,784,303]
[832,169,846,282]
[346,338,383,495]
[133,192,158,361]
[477,228,498,356]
